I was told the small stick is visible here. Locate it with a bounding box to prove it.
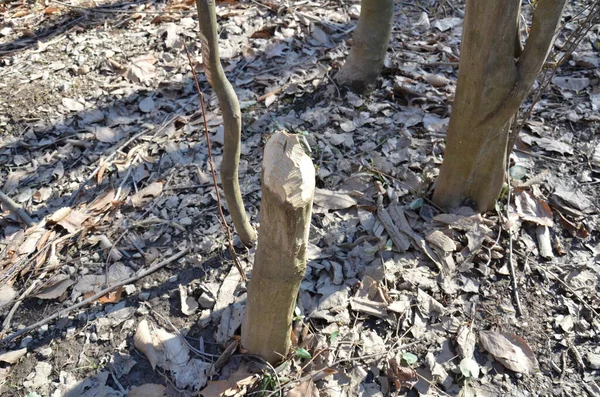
[0,248,189,345]
[559,350,567,382]
[505,157,523,316]
[544,266,600,318]
[0,191,34,227]
[582,382,600,397]
[264,341,421,397]
[568,340,585,371]
[69,116,176,206]
[2,268,49,332]
[507,240,523,316]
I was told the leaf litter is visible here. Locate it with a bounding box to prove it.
[0,0,598,396]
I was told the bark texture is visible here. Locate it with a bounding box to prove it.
[242,132,315,364]
[196,0,257,245]
[433,0,566,212]
[335,0,394,94]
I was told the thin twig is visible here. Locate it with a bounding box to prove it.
[542,266,600,318]
[0,191,34,227]
[68,118,175,206]
[568,339,585,371]
[0,248,189,345]
[0,229,76,286]
[109,369,127,394]
[184,43,247,282]
[505,150,523,316]
[324,68,341,98]
[103,172,176,286]
[360,162,444,212]
[2,269,48,332]
[509,0,600,152]
[141,301,220,362]
[559,350,567,382]
[240,353,282,396]
[264,341,421,397]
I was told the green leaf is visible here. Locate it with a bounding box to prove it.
[408,198,423,210]
[295,348,312,359]
[401,352,418,365]
[330,330,340,344]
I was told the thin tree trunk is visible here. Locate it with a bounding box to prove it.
[335,0,394,94]
[196,0,257,245]
[242,132,315,364]
[433,0,566,212]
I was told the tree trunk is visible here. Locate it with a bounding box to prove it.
[335,0,394,94]
[196,0,257,246]
[242,131,315,364]
[432,0,566,212]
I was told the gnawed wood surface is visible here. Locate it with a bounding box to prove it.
[242,131,315,364]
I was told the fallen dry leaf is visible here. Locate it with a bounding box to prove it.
[552,184,595,214]
[286,378,319,397]
[34,275,74,300]
[98,286,124,303]
[129,181,164,208]
[423,73,450,87]
[313,188,357,210]
[62,98,85,112]
[134,319,160,370]
[19,227,45,256]
[387,358,418,390]
[97,161,108,184]
[591,143,600,170]
[123,54,157,84]
[43,6,61,14]
[479,331,538,374]
[91,126,122,143]
[556,211,589,239]
[200,364,257,396]
[127,384,167,397]
[514,189,554,226]
[0,348,28,364]
[48,207,89,233]
[134,320,210,389]
[0,284,17,308]
[87,189,118,213]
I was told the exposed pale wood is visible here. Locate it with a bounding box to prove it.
[426,230,456,252]
[196,0,257,245]
[335,0,394,93]
[433,0,566,212]
[241,131,315,364]
[536,225,554,259]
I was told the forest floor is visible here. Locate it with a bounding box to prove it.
[0,0,599,396]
